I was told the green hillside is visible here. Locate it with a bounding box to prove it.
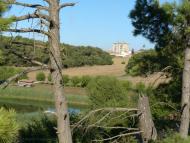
[0,36,113,67]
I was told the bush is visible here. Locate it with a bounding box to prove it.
[155,134,190,143]
[63,75,70,85]
[80,75,92,87]
[0,66,27,82]
[19,115,57,143]
[0,108,20,143]
[125,50,165,76]
[48,73,52,82]
[121,61,126,64]
[36,72,46,81]
[87,76,131,108]
[70,76,81,87]
[62,45,113,68]
[1,36,113,67]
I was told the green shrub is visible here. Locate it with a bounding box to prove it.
[80,75,92,87]
[86,77,138,142]
[70,76,81,87]
[19,115,57,143]
[155,134,190,143]
[0,108,20,143]
[62,75,70,85]
[48,73,52,82]
[126,50,164,76]
[120,80,132,90]
[0,66,27,81]
[121,61,126,64]
[1,36,113,67]
[87,76,130,108]
[36,72,46,81]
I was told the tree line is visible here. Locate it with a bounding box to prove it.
[0,36,113,67]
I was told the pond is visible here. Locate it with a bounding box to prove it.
[0,99,88,113]
[0,85,89,122]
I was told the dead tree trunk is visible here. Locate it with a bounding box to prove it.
[179,48,190,138]
[48,1,72,143]
[3,1,76,143]
[138,95,157,143]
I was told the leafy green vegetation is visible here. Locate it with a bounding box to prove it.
[155,134,190,143]
[0,66,27,81]
[87,76,136,108]
[0,0,14,31]
[36,72,46,81]
[126,50,166,76]
[0,36,113,67]
[19,115,57,143]
[0,108,20,143]
[0,85,89,110]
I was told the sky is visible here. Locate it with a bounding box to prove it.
[4,0,175,51]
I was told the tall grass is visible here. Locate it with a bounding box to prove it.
[0,85,89,110]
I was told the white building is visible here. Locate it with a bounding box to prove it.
[110,42,131,57]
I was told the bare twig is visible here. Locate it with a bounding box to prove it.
[92,131,142,142]
[72,108,138,130]
[151,102,179,112]
[150,66,172,87]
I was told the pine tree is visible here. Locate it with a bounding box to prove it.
[130,0,190,138]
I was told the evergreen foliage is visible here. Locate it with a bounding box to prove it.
[0,108,20,143]
[36,72,46,81]
[0,36,113,67]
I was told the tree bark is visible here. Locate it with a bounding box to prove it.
[138,95,157,143]
[48,1,72,143]
[179,48,190,138]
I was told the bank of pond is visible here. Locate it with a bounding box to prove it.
[0,85,89,124]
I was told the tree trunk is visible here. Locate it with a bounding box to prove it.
[179,48,190,138]
[48,1,72,143]
[138,95,157,143]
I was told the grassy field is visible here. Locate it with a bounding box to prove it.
[0,85,89,112]
[28,57,129,79]
[27,57,169,86]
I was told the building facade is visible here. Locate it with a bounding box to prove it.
[111,42,131,57]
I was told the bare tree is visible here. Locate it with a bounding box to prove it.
[138,95,157,142]
[179,48,190,138]
[3,0,76,142]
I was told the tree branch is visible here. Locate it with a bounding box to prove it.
[13,12,50,22]
[72,108,138,130]
[92,131,142,142]
[4,45,48,67]
[1,66,49,89]
[59,2,76,10]
[43,0,50,4]
[7,28,50,36]
[6,1,49,11]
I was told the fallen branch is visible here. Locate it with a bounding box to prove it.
[1,66,49,89]
[72,108,138,130]
[92,131,142,142]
